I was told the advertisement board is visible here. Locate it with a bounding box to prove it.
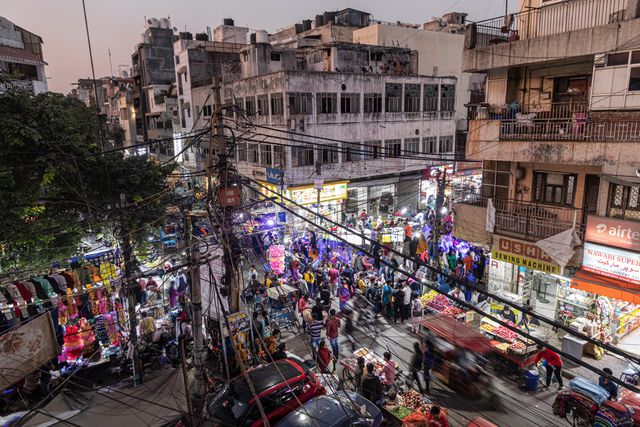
[585,215,640,252]
[582,242,640,285]
[491,236,561,274]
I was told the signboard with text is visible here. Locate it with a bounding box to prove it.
[219,187,241,207]
[491,235,561,274]
[582,242,640,285]
[266,168,283,185]
[585,215,640,252]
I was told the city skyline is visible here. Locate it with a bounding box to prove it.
[3,0,516,93]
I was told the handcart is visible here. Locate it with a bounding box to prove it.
[266,284,300,336]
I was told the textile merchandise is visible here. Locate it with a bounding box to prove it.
[594,401,634,427]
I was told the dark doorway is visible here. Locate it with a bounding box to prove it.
[584,174,600,217]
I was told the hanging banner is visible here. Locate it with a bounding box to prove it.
[268,245,285,275]
[0,313,60,390]
[491,235,561,274]
[583,242,640,286]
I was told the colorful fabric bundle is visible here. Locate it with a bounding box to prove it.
[94,315,110,345]
[570,377,611,406]
[594,401,634,427]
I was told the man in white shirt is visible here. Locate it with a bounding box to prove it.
[402,280,413,324]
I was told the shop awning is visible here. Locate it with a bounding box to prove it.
[420,314,494,354]
[571,269,640,304]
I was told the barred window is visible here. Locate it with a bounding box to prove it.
[260,144,272,166]
[292,145,314,166]
[270,93,284,116]
[423,84,438,111]
[441,84,455,112]
[289,92,313,115]
[404,84,420,112]
[257,95,269,116]
[385,83,402,112]
[404,138,420,155]
[438,135,454,153]
[364,93,382,113]
[317,92,337,114]
[363,140,382,160]
[345,142,361,162]
[385,139,401,158]
[245,96,256,116]
[422,137,437,154]
[340,93,360,114]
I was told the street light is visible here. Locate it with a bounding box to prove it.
[440,206,448,215]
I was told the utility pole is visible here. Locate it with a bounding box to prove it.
[433,169,447,267]
[183,210,205,415]
[315,162,322,226]
[119,193,141,386]
[212,77,240,313]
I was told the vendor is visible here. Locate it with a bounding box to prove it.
[519,312,540,330]
[499,306,516,323]
[599,368,618,400]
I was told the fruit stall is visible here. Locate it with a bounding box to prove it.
[382,391,448,426]
[418,291,472,323]
[479,317,538,374]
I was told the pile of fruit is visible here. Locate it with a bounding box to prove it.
[398,390,424,410]
[426,294,452,312]
[491,325,520,341]
[388,405,413,420]
[509,341,527,353]
[441,306,465,318]
[340,357,359,371]
[480,323,495,333]
[401,405,448,425]
[354,348,369,358]
[419,291,438,305]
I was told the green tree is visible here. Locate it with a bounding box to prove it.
[0,89,174,271]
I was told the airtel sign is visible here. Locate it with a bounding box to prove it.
[585,215,640,252]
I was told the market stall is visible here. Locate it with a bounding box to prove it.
[479,317,539,374]
[418,291,470,323]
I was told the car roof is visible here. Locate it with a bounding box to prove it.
[234,359,304,395]
[276,395,353,427]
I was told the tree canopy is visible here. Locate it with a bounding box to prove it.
[0,89,174,271]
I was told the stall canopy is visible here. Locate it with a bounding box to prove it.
[23,369,187,427]
[420,314,494,354]
[571,269,640,304]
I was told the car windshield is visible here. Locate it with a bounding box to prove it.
[208,382,254,422]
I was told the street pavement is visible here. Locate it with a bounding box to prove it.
[281,307,572,427]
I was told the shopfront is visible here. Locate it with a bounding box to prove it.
[260,180,348,227]
[562,215,640,345]
[420,163,481,210]
[488,235,564,319]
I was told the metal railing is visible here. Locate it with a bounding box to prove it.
[468,101,589,120]
[471,0,627,48]
[461,197,584,240]
[500,119,640,141]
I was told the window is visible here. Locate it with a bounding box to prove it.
[370,51,383,62]
[385,83,402,112]
[438,135,454,153]
[292,144,314,166]
[345,142,361,162]
[533,172,577,206]
[270,93,284,116]
[423,84,438,111]
[289,92,313,115]
[385,139,401,158]
[363,140,382,160]
[441,84,455,111]
[608,183,640,220]
[607,52,629,66]
[273,145,285,166]
[236,142,247,162]
[175,55,180,64]
[202,105,212,117]
[270,52,281,61]
[340,93,360,114]
[422,137,437,154]
[404,84,420,112]
[248,143,259,163]
[257,95,269,116]
[481,161,510,200]
[320,143,339,164]
[245,96,257,115]
[317,93,337,114]
[364,93,382,113]
[630,68,640,91]
[260,144,272,166]
[224,99,234,117]
[404,137,420,155]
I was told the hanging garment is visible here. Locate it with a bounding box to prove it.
[94,315,110,345]
[75,267,93,288]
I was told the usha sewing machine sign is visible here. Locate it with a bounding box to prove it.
[491,236,562,274]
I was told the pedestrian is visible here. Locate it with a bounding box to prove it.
[297,294,309,329]
[475,249,486,281]
[382,281,392,319]
[138,279,148,306]
[271,342,287,361]
[304,267,316,298]
[139,311,156,343]
[261,309,271,338]
[317,339,334,373]
[311,297,324,320]
[411,297,423,333]
[338,282,351,312]
[402,280,412,324]
[354,356,366,393]
[423,339,434,395]
[319,282,331,307]
[599,367,618,400]
[410,342,424,393]
[393,284,405,324]
[446,248,457,271]
[381,351,396,388]
[532,344,563,390]
[308,312,324,360]
[328,265,339,297]
[425,405,449,427]
[325,309,341,359]
[361,363,384,406]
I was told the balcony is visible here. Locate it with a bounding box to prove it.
[462,197,584,241]
[470,0,627,49]
[464,0,638,71]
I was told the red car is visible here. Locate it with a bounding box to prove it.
[207,359,325,426]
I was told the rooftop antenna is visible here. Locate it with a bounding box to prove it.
[108,47,114,77]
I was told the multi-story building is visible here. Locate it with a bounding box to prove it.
[455,0,640,333]
[71,76,134,126]
[0,16,47,94]
[128,17,177,162]
[227,39,458,218]
[173,25,245,171]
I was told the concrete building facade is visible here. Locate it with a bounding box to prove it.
[0,16,47,94]
[455,0,640,323]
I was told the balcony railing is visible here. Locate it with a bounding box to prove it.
[463,197,584,240]
[469,101,588,120]
[470,0,627,49]
[500,118,640,141]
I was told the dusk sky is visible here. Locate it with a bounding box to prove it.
[3,1,517,93]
